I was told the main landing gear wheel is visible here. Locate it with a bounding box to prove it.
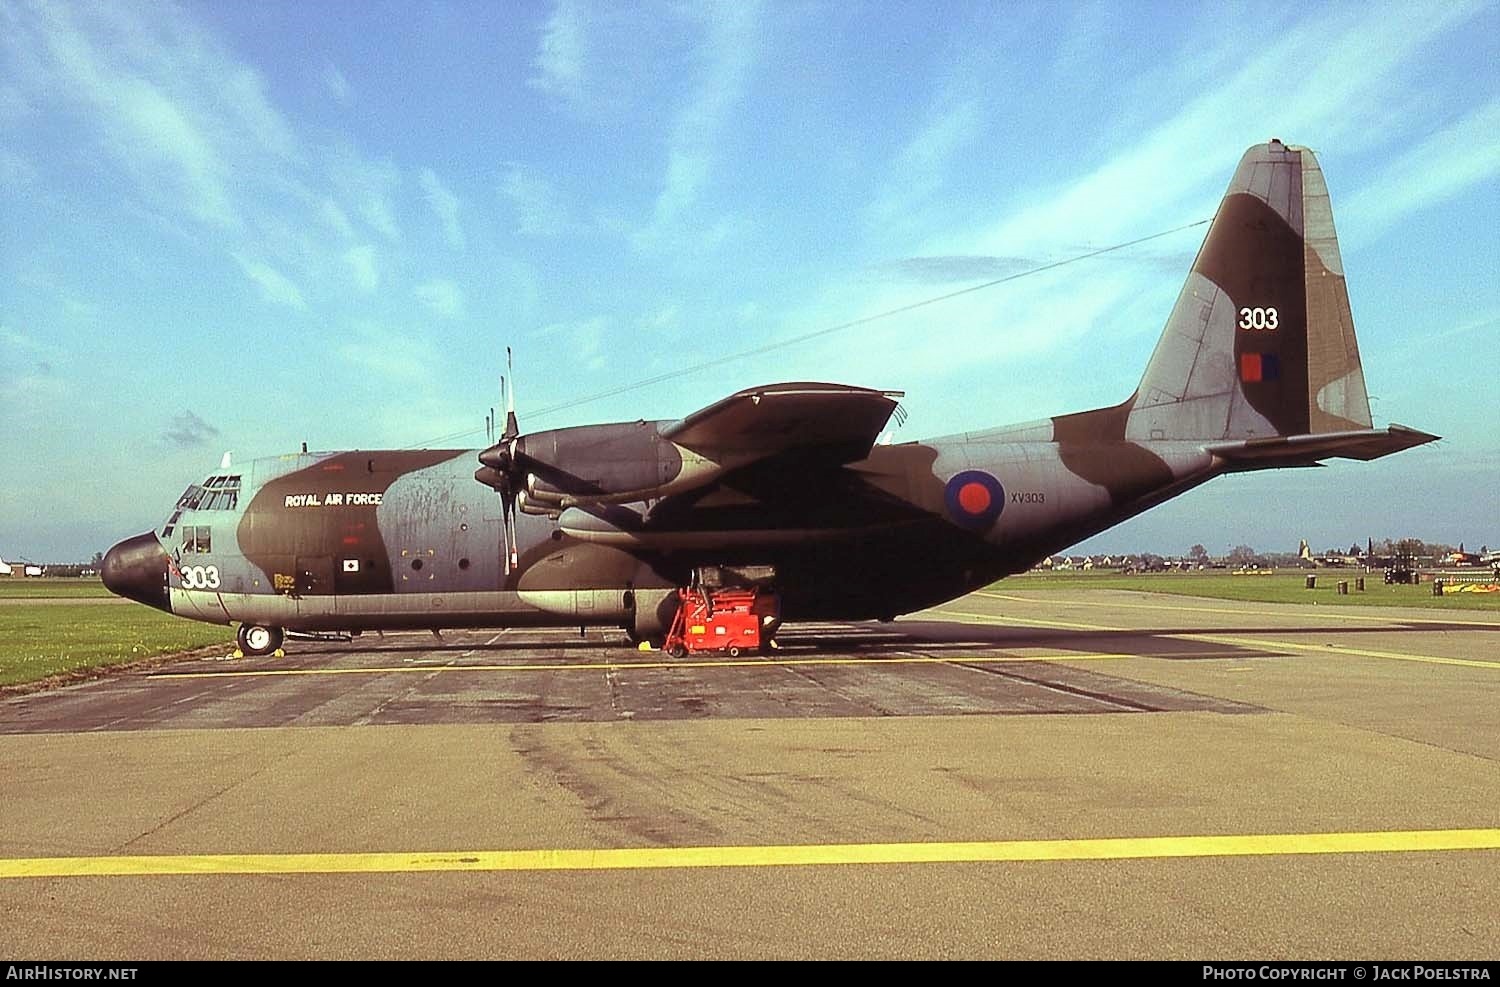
[237,624,284,656]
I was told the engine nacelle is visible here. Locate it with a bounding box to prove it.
[513,421,728,505]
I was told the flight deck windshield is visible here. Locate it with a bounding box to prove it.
[161,475,241,537]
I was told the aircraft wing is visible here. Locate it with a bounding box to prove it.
[663,382,903,463]
[506,382,905,510]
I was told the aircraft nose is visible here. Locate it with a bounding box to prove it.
[101,532,171,613]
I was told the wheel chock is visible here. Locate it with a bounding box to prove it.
[637,641,653,651]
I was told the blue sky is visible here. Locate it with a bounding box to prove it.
[2,0,1497,562]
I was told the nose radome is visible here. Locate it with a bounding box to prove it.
[101,532,171,613]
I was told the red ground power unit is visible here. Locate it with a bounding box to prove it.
[664,587,778,657]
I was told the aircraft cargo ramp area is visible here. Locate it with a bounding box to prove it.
[1,588,1497,959]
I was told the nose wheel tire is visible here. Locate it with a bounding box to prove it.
[237,624,284,656]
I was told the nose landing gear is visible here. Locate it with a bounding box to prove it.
[236,624,285,657]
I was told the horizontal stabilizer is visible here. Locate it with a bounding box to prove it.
[1205,424,1438,468]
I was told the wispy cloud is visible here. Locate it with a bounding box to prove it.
[5,1,302,230]
[330,149,402,242]
[530,0,587,106]
[418,168,464,249]
[318,197,355,239]
[499,163,570,237]
[323,62,352,106]
[415,279,465,319]
[632,3,762,253]
[343,245,378,293]
[866,98,982,230]
[337,325,439,382]
[1,0,433,335]
[162,410,220,448]
[104,76,237,226]
[1341,98,1500,243]
[233,254,307,309]
[535,315,609,372]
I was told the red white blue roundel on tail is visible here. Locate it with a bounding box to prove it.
[944,470,1004,529]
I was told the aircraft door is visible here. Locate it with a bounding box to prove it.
[295,556,336,596]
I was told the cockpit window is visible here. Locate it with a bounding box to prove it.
[163,475,240,537]
[183,525,212,554]
[174,476,240,512]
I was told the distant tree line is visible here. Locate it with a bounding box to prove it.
[1176,538,1468,566]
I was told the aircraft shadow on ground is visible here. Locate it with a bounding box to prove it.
[285,636,624,658]
[277,617,1491,663]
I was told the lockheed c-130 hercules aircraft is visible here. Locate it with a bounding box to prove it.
[102,141,1436,654]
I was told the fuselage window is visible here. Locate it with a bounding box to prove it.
[183,526,212,554]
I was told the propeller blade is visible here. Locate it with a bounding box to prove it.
[504,501,516,576]
[503,347,519,441]
[506,501,518,572]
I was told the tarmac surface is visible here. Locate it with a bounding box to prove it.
[1,587,1497,959]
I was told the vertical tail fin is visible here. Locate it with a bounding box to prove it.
[1127,141,1372,442]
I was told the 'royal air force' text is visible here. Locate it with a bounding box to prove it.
[284,493,383,508]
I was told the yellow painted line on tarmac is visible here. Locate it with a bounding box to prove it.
[935,609,1500,670]
[1184,634,1500,671]
[978,591,1500,628]
[3,828,1497,879]
[151,652,1137,681]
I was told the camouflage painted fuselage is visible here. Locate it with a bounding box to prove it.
[150,424,1216,639]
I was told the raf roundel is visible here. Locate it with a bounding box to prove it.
[944,470,1005,529]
